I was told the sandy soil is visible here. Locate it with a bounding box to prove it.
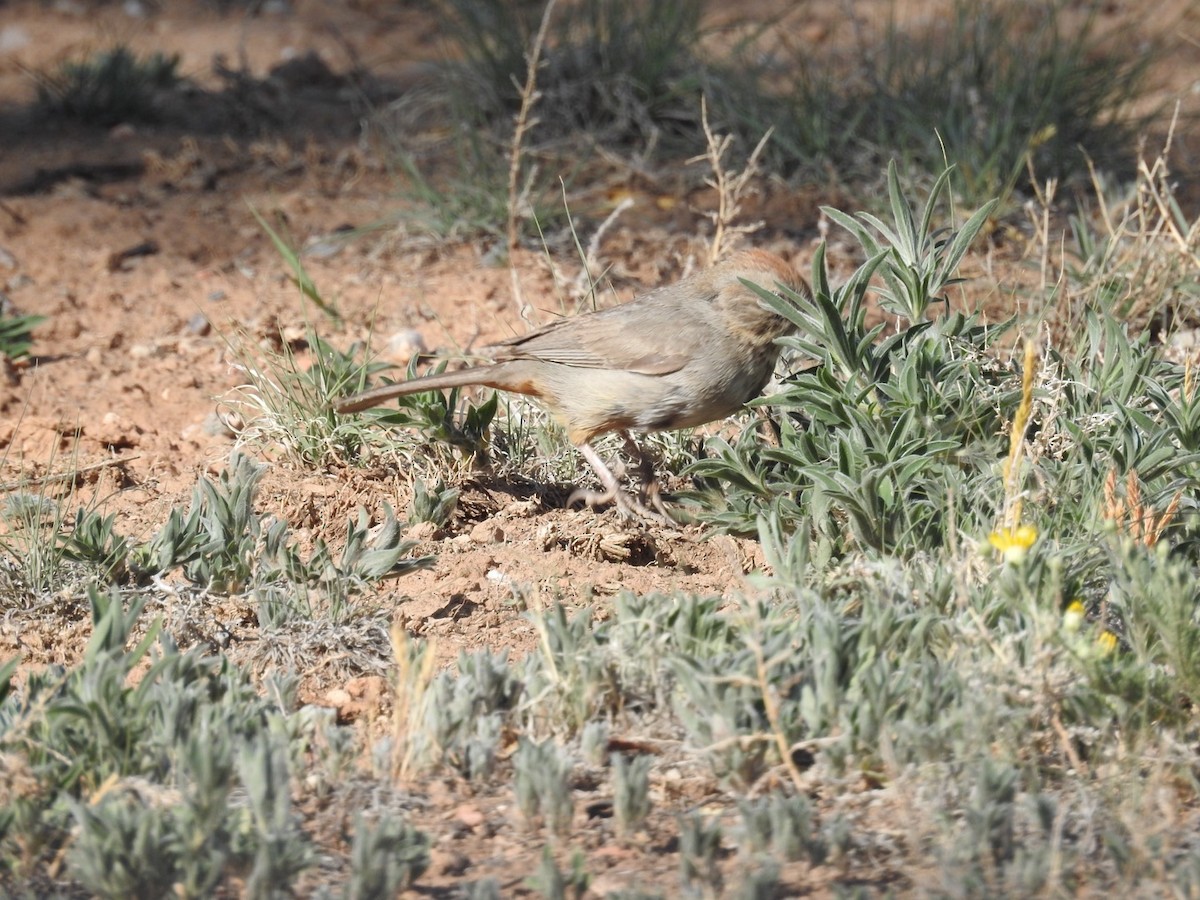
[1,0,1197,894]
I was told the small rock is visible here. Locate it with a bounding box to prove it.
[0,246,16,270]
[469,521,504,544]
[280,324,306,346]
[345,675,385,700]
[90,411,141,449]
[429,847,471,877]
[129,343,157,360]
[185,312,211,336]
[202,411,238,438]
[386,329,427,359]
[405,520,438,542]
[454,805,486,829]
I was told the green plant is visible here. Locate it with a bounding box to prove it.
[424,647,522,780]
[513,737,575,836]
[32,454,430,625]
[35,45,182,126]
[256,500,430,626]
[737,793,826,864]
[611,753,652,837]
[692,163,1011,551]
[345,811,430,897]
[677,810,723,896]
[523,602,617,732]
[527,844,590,900]
[0,310,45,360]
[230,329,393,468]
[0,589,313,894]
[733,862,780,900]
[710,0,1149,206]
[823,161,998,324]
[59,509,133,584]
[407,478,461,528]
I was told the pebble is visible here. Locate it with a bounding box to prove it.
[202,411,238,438]
[90,411,140,449]
[469,521,505,544]
[405,520,438,542]
[387,328,427,359]
[185,312,211,336]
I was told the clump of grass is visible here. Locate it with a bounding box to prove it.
[0,439,94,604]
[226,326,394,469]
[440,0,705,144]
[709,0,1151,207]
[391,0,1152,238]
[1039,125,1200,332]
[228,301,498,482]
[34,45,182,126]
[379,0,707,242]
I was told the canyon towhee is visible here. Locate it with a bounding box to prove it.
[336,249,808,521]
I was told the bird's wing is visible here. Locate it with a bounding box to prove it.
[489,290,708,375]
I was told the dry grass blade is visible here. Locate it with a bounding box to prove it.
[389,625,439,783]
[1102,467,1183,548]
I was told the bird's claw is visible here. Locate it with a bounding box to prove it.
[567,485,674,525]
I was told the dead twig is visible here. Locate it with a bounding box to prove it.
[690,96,773,266]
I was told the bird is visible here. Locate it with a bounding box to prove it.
[335,249,808,522]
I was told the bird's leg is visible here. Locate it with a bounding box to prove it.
[569,442,672,524]
[621,431,672,520]
[568,442,622,509]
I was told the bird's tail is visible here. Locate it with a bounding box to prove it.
[334,363,508,414]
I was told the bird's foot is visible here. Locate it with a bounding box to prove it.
[636,477,674,521]
[572,439,675,525]
[567,484,674,525]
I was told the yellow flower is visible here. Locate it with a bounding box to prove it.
[1062,600,1085,634]
[988,524,1038,564]
[1096,631,1119,656]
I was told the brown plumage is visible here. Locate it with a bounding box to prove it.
[336,249,809,521]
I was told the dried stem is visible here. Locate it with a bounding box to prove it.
[506,0,558,257]
[691,96,772,266]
